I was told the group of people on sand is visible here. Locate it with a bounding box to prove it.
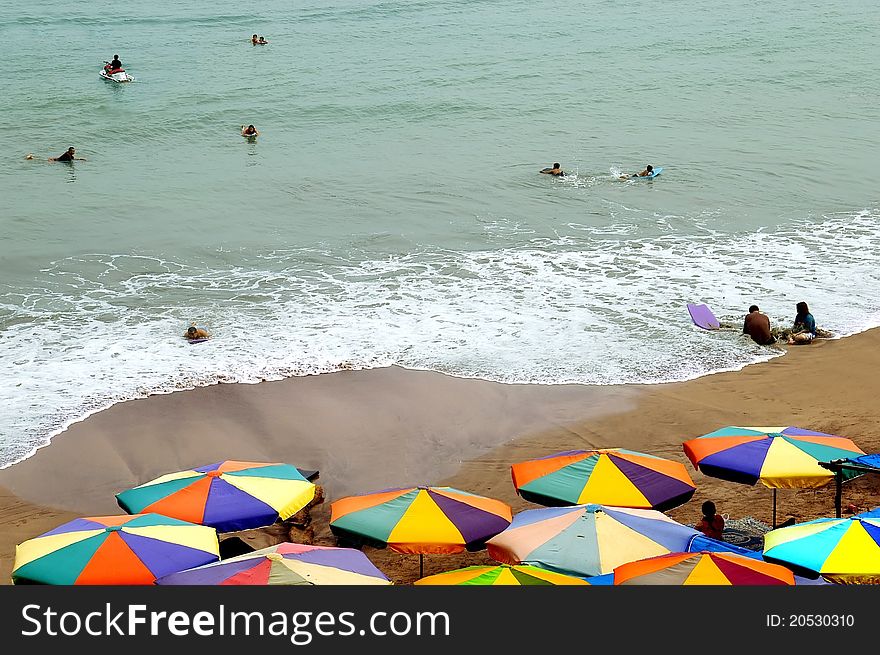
[539,162,654,179]
[743,301,818,346]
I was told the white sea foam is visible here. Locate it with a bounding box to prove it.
[2,208,880,468]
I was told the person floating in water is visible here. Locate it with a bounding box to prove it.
[619,165,653,179]
[104,55,123,73]
[48,147,86,162]
[185,324,211,340]
[258,36,269,44]
[788,301,817,344]
[742,305,776,345]
[241,124,260,136]
[252,34,259,45]
[540,163,565,176]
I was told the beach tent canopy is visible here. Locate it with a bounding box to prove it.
[682,426,865,526]
[12,513,219,585]
[116,460,317,533]
[613,551,795,586]
[486,503,699,578]
[511,448,696,511]
[155,542,391,586]
[763,511,880,584]
[415,563,590,586]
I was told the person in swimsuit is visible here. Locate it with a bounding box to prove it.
[258,36,269,44]
[540,163,565,176]
[619,165,653,179]
[48,147,85,162]
[185,325,211,340]
[252,34,259,45]
[241,124,259,136]
[743,305,776,345]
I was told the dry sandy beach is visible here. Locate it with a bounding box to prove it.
[2,329,880,584]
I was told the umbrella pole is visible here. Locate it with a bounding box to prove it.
[835,470,843,519]
[772,488,777,529]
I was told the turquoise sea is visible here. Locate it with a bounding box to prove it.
[1,0,879,466]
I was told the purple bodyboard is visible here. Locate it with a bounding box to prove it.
[687,303,720,330]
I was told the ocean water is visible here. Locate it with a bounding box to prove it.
[1,0,879,467]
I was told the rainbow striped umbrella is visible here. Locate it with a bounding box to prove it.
[415,563,590,586]
[156,542,391,585]
[12,514,219,585]
[116,461,316,533]
[613,551,795,585]
[763,512,880,584]
[330,486,512,576]
[486,504,698,578]
[683,426,865,526]
[511,448,696,511]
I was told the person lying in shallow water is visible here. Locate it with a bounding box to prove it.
[241,124,259,136]
[185,325,211,340]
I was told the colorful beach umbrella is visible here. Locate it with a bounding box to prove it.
[415,563,590,586]
[486,504,699,578]
[116,460,317,533]
[511,448,696,511]
[683,426,865,526]
[12,514,219,585]
[330,486,512,576]
[613,551,796,585]
[155,542,391,585]
[763,512,880,584]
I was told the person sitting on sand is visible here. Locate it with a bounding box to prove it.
[241,124,259,136]
[258,36,269,44]
[619,165,653,180]
[185,325,211,340]
[540,163,564,176]
[252,34,259,45]
[48,147,86,162]
[788,301,816,344]
[743,305,776,346]
[695,501,725,540]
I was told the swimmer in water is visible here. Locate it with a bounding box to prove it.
[540,162,565,176]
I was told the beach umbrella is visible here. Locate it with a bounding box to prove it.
[116,460,317,533]
[613,551,795,585]
[155,542,391,585]
[486,504,698,578]
[12,513,219,585]
[329,485,512,576]
[763,511,880,584]
[511,448,696,511]
[415,563,590,586]
[682,426,865,526]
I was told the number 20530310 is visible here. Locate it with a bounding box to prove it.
[767,614,854,627]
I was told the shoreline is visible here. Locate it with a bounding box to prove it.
[2,328,880,584]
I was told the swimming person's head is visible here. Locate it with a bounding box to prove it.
[701,500,716,518]
[749,305,759,313]
[68,147,75,155]
[796,301,810,315]
[187,326,197,336]
[646,165,653,172]
[248,125,255,130]
[553,163,560,169]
